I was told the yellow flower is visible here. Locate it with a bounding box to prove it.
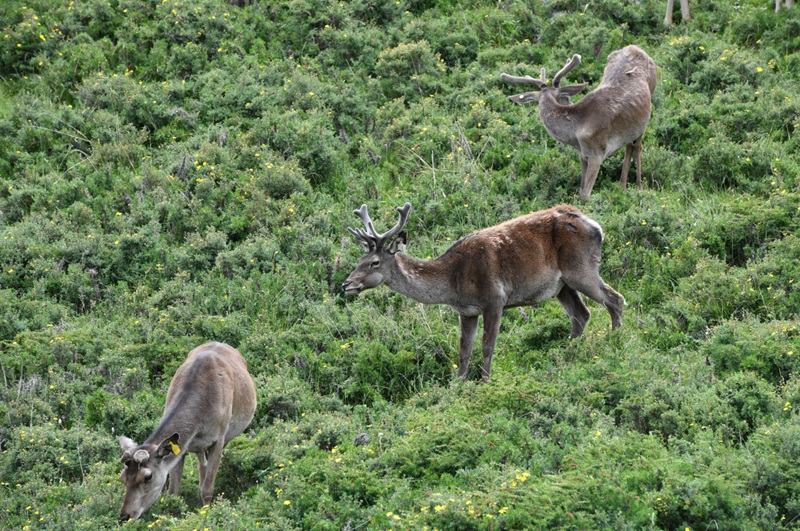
[283,500,291,506]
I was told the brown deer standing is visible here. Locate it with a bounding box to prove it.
[501,45,657,202]
[118,342,257,522]
[343,203,625,382]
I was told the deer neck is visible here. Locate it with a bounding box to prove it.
[143,395,201,452]
[537,93,580,149]
[385,253,455,306]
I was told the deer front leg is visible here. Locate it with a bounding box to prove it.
[480,308,503,382]
[167,454,186,495]
[458,314,478,379]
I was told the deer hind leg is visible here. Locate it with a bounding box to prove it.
[633,135,644,190]
[565,273,625,330]
[480,308,503,382]
[580,157,588,192]
[556,286,591,338]
[457,314,478,379]
[579,155,604,202]
[621,144,633,189]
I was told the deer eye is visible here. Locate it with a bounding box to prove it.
[369,258,380,269]
[142,470,153,483]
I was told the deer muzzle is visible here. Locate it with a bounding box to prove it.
[342,280,363,295]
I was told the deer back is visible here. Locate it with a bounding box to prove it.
[161,342,256,449]
[597,45,657,95]
[431,205,605,308]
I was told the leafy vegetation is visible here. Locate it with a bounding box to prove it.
[1,0,799,528]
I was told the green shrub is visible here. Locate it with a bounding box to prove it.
[375,41,446,102]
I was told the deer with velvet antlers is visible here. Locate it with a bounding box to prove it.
[118,342,256,522]
[343,202,625,382]
[501,45,657,202]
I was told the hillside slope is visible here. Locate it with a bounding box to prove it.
[1,0,799,529]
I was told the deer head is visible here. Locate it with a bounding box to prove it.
[342,202,411,295]
[118,434,181,522]
[501,54,588,106]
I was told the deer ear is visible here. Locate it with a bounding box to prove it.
[155,434,181,458]
[388,232,407,254]
[508,92,540,105]
[120,436,138,453]
[556,83,588,97]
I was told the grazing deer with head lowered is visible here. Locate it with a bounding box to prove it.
[118,342,257,522]
[343,202,624,382]
[501,45,657,202]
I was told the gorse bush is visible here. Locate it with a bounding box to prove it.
[2,0,800,529]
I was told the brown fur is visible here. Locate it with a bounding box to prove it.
[501,45,657,201]
[344,204,625,381]
[118,342,256,522]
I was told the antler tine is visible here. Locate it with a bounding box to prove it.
[349,203,411,249]
[500,72,547,88]
[377,202,411,243]
[352,204,378,237]
[347,226,368,240]
[552,54,581,87]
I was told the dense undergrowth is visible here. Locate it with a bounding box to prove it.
[1,0,799,529]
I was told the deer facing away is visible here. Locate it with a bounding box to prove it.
[118,342,257,522]
[343,203,625,381]
[501,45,657,202]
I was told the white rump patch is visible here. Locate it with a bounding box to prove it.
[584,217,604,240]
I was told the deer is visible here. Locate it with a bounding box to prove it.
[342,202,625,382]
[500,45,657,202]
[118,342,257,522]
[665,0,792,24]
